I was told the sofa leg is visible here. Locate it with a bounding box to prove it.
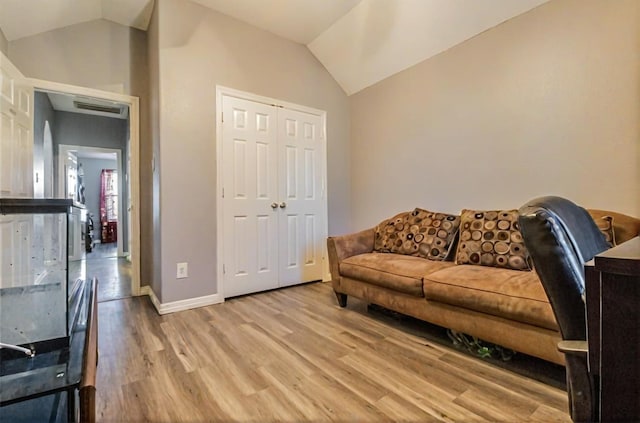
[334,291,347,307]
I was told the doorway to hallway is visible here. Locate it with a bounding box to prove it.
[30,78,141,297]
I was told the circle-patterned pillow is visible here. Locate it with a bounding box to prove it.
[374,208,461,261]
[455,209,532,271]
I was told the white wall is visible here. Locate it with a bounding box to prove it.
[153,0,351,303]
[350,0,640,230]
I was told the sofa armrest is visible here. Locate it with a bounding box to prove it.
[558,340,588,356]
[588,209,640,244]
[327,228,375,283]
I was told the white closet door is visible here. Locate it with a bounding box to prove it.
[277,108,325,286]
[222,96,279,297]
[0,52,33,198]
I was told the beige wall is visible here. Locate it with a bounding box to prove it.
[350,0,640,230]
[0,26,7,56]
[9,19,152,287]
[154,0,350,303]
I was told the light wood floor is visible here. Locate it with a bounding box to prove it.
[69,243,132,303]
[96,282,571,422]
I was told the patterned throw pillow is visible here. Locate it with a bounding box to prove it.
[594,215,616,247]
[455,209,532,271]
[374,208,461,260]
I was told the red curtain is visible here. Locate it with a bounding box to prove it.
[99,169,118,243]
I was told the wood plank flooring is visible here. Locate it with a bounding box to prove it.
[88,244,132,302]
[69,243,132,303]
[96,282,571,422]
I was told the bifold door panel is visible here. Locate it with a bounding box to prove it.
[221,94,326,297]
[276,107,324,287]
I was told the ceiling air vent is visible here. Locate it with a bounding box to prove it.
[73,101,123,115]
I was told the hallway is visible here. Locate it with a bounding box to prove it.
[69,243,132,303]
[89,243,132,302]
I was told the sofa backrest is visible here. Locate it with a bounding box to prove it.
[368,207,639,264]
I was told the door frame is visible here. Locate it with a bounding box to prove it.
[57,145,123,257]
[215,86,329,299]
[29,78,141,297]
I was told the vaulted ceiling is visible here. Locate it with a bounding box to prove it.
[0,0,549,95]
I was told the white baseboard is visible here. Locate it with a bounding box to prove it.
[140,285,224,315]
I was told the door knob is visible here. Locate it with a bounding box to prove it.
[271,202,278,209]
[279,202,287,209]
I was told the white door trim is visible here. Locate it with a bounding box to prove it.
[29,78,141,297]
[215,86,328,299]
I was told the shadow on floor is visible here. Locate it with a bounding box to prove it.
[354,299,567,390]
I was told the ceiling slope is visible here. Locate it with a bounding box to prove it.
[190,0,362,44]
[308,0,550,95]
[0,0,550,95]
[0,0,154,41]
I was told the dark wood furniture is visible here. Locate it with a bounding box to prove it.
[585,236,640,422]
[79,277,98,423]
[0,278,98,422]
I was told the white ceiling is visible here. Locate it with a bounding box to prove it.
[0,0,549,95]
[190,0,362,45]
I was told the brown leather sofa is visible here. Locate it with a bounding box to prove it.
[327,209,640,365]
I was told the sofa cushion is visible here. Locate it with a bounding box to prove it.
[340,253,455,297]
[374,208,461,260]
[455,209,532,271]
[423,264,557,331]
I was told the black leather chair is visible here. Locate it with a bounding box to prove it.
[518,196,610,423]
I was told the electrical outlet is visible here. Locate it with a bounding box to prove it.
[177,262,188,279]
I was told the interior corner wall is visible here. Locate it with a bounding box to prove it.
[350,0,640,229]
[155,0,351,303]
[8,19,146,95]
[147,2,162,299]
[0,26,8,56]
